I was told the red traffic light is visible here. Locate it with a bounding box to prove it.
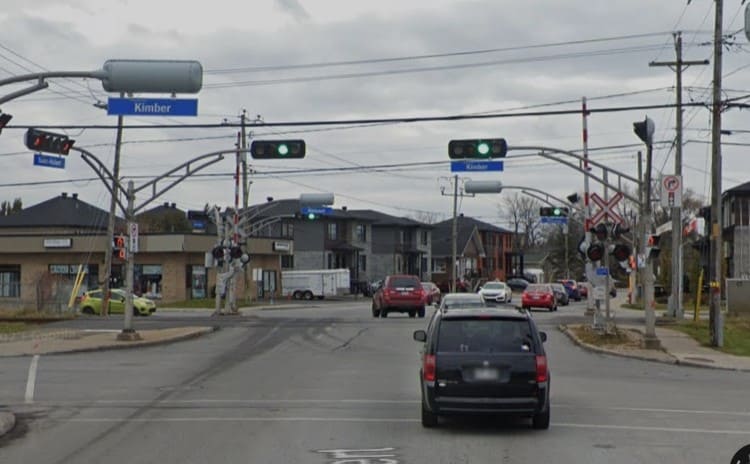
[24,128,75,155]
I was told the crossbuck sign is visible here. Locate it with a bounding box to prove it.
[590,192,624,225]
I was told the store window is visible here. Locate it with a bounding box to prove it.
[0,265,20,297]
[327,223,338,240]
[188,266,207,299]
[281,255,294,269]
[49,264,99,292]
[135,264,162,299]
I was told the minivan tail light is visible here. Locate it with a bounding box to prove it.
[535,355,548,383]
[423,354,436,382]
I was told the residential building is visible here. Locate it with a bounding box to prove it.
[431,214,514,291]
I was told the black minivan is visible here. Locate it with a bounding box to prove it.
[413,307,550,429]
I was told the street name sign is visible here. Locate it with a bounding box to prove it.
[33,153,65,169]
[450,160,504,172]
[107,97,198,116]
[301,206,333,215]
[540,216,568,225]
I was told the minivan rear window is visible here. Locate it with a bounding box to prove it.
[437,319,534,353]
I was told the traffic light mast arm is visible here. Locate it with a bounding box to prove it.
[0,71,104,106]
[131,150,231,214]
[501,185,584,214]
[76,148,129,216]
[509,146,642,204]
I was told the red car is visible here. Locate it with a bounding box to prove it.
[521,284,558,312]
[421,282,442,306]
[372,274,427,318]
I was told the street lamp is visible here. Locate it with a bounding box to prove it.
[633,116,661,349]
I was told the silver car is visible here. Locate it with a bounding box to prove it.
[477,281,512,304]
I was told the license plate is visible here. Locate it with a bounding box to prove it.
[473,367,499,380]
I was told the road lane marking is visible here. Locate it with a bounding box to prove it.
[62,417,750,434]
[24,354,39,404]
[552,422,750,435]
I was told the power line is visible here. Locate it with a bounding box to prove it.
[204,44,671,89]
[206,32,676,74]
[0,99,720,130]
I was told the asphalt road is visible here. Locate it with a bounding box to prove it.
[1,301,749,464]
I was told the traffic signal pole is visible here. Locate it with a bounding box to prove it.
[119,180,139,340]
[102,92,125,317]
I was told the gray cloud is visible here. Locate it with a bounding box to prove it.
[275,0,310,21]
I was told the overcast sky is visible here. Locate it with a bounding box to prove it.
[1,0,749,228]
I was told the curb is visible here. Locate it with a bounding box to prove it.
[558,324,679,366]
[0,411,16,439]
[559,324,750,373]
[2,326,220,358]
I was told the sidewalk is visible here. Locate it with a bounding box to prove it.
[0,326,217,357]
[561,301,750,372]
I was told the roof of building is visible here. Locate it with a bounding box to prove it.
[0,192,120,230]
[431,215,512,257]
[346,209,430,227]
[724,181,750,196]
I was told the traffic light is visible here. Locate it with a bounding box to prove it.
[250,140,305,159]
[586,243,604,261]
[539,206,569,217]
[448,138,507,159]
[647,234,661,259]
[633,117,655,145]
[25,128,75,155]
[0,112,12,134]
[113,235,126,260]
[612,244,631,262]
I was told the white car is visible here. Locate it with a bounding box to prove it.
[477,281,512,304]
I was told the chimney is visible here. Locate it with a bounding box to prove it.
[171,203,176,208]
[72,193,78,200]
[62,192,68,198]
[342,206,348,211]
[164,202,169,207]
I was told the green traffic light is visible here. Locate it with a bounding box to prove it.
[277,144,289,156]
[477,142,490,156]
[553,208,561,216]
[307,212,316,220]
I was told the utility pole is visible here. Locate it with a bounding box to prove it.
[102,92,125,316]
[440,176,474,293]
[709,0,724,347]
[650,31,709,320]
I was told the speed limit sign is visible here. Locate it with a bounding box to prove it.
[660,175,682,207]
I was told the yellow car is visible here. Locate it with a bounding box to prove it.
[79,289,156,316]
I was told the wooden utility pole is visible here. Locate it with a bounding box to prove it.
[649,32,709,320]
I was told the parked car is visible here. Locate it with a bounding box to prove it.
[558,279,582,301]
[550,283,570,306]
[506,277,531,292]
[79,288,157,316]
[477,281,512,304]
[413,307,550,429]
[372,274,426,318]
[421,282,442,306]
[438,293,487,311]
[521,284,558,312]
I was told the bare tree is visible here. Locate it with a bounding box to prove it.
[407,211,444,225]
[499,193,542,249]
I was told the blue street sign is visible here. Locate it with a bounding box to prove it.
[596,267,609,276]
[301,206,333,215]
[107,97,198,116]
[450,160,504,172]
[33,153,65,169]
[540,216,568,225]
